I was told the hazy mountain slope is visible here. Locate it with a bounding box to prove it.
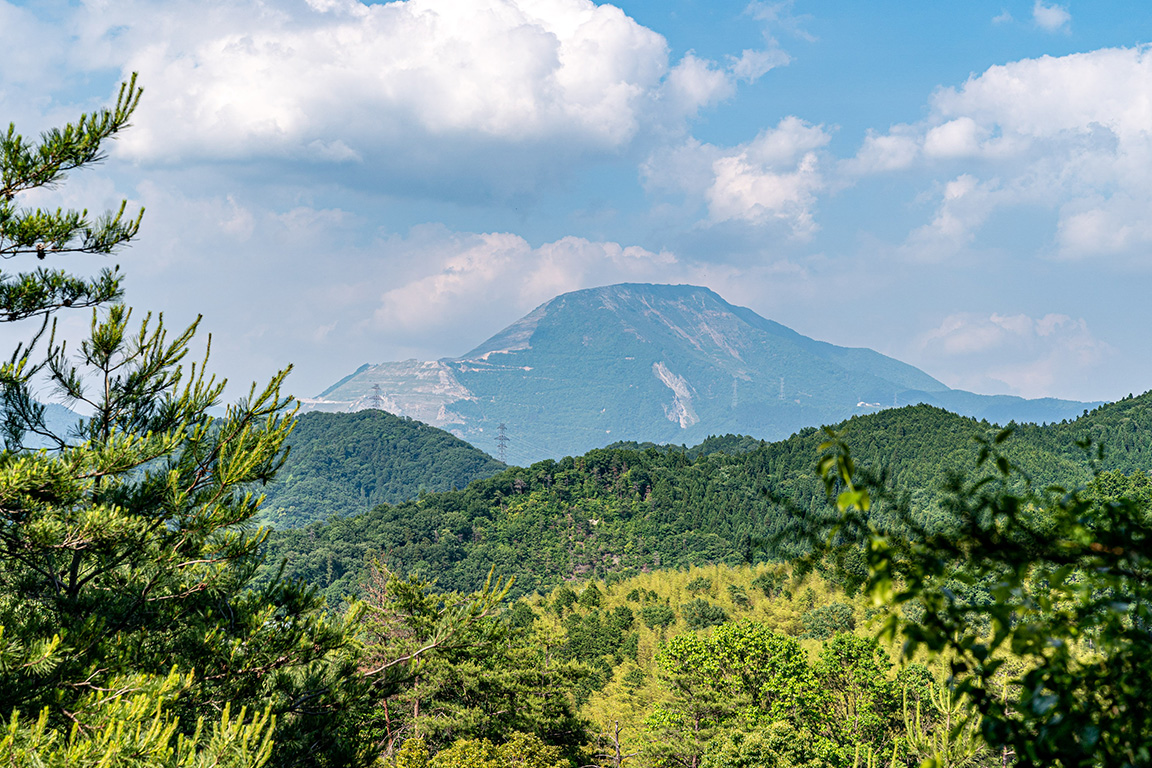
[313,283,1101,462]
[256,409,505,529]
[724,304,950,393]
[5,403,83,449]
[905,389,1093,426]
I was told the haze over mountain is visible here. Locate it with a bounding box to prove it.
[309,284,1102,463]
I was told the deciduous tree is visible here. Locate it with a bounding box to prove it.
[808,429,1152,767]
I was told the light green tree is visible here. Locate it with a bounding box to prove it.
[901,681,988,768]
[646,619,834,768]
[390,732,566,768]
[813,634,893,750]
[0,670,275,768]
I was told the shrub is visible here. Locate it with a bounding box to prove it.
[686,576,713,594]
[800,603,855,639]
[681,599,728,630]
[641,604,676,630]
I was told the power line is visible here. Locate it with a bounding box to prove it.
[495,422,509,463]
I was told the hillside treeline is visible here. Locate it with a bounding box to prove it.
[263,395,1152,603]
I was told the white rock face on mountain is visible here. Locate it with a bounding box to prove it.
[303,360,474,424]
[652,362,699,428]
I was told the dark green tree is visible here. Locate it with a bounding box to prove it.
[359,564,590,763]
[800,603,855,639]
[680,599,727,630]
[0,79,374,767]
[0,76,141,324]
[641,603,676,631]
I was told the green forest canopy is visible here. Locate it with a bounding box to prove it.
[259,409,506,529]
[262,392,1152,603]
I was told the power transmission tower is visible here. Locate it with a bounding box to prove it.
[370,383,383,410]
[495,423,509,463]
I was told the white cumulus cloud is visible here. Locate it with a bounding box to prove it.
[644,116,830,237]
[51,0,738,182]
[851,45,1152,261]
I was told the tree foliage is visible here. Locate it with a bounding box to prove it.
[0,671,275,768]
[0,78,375,767]
[0,75,142,321]
[805,429,1152,767]
[359,564,591,763]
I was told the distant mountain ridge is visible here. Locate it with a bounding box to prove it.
[309,283,1103,462]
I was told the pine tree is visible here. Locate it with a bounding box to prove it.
[0,79,373,767]
[0,74,141,321]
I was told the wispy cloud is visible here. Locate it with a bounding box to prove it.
[915,311,1111,399]
[371,232,684,346]
[1032,1,1071,32]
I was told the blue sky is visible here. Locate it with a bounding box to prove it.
[2,0,1150,404]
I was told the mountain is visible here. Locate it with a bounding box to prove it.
[256,409,505,529]
[309,283,1102,462]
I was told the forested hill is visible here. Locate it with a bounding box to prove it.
[256,409,506,528]
[263,391,1152,601]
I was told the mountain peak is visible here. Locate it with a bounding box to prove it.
[316,283,1099,462]
[457,283,726,362]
